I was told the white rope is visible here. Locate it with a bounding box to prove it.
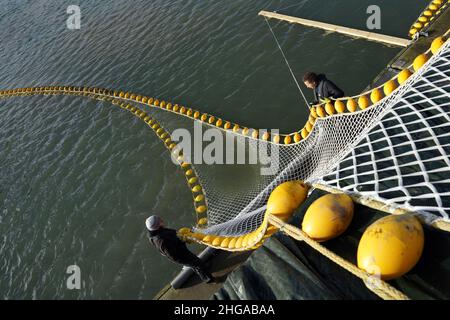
[264,16,310,109]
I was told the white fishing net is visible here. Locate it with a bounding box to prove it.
[143,41,450,236]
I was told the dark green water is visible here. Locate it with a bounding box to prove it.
[0,0,428,299]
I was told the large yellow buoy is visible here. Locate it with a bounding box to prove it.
[383,80,398,96]
[397,69,413,84]
[431,36,446,55]
[357,214,424,280]
[302,193,354,242]
[413,54,429,71]
[267,180,309,222]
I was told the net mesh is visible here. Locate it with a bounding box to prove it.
[144,41,450,236]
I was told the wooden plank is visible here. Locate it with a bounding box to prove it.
[259,10,411,47]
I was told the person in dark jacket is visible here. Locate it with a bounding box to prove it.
[303,72,344,105]
[145,215,215,283]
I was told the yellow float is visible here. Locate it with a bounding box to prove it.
[358,95,370,110]
[370,88,383,103]
[302,193,354,242]
[398,69,413,84]
[357,214,424,280]
[335,100,346,113]
[413,54,429,71]
[431,36,446,55]
[383,80,398,96]
[346,98,358,112]
[266,180,309,222]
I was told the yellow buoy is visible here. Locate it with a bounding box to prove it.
[228,237,238,249]
[194,195,204,202]
[190,233,206,241]
[383,80,398,96]
[284,135,292,145]
[413,22,423,29]
[201,114,208,122]
[178,227,191,235]
[193,111,200,119]
[358,95,370,110]
[252,130,259,139]
[397,69,413,84]
[272,135,280,144]
[233,124,240,133]
[196,205,207,213]
[310,107,318,118]
[216,119,223,127]
[235,236,244,248]
[305,121,313,132]
[192,185,202,193]
[347,98,358,112]
[335,100,346,113]
[413,54,429,71]
[302,193,354,242]
[224,122,231,130]
[188,177,198,184]
[202,235,214,243]
[301,128,309,139]
[357,214,424,280]
[198,217,208,225]
[431,36,446,55]
[212,237,223,247]
[208,116,215,124]
[181,162,190,168]
[423,10,433,17]
[370,88,383,103]
[294,132,301,143]
[316,105,326,118]
[266,180,309,222]
[242,127,249,136]
[325,102,335,115]
[220,238,231,248]
[262,132,270,141]
[409,28,418,37]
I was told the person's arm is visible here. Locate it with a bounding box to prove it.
[310,88,319,106]
[324,80,344,99]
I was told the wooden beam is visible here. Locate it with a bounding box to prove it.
[259,10,411,47]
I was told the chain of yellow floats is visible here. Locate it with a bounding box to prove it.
[0,30,447,300]
[409,0,449,38]
[0,34,447,248]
